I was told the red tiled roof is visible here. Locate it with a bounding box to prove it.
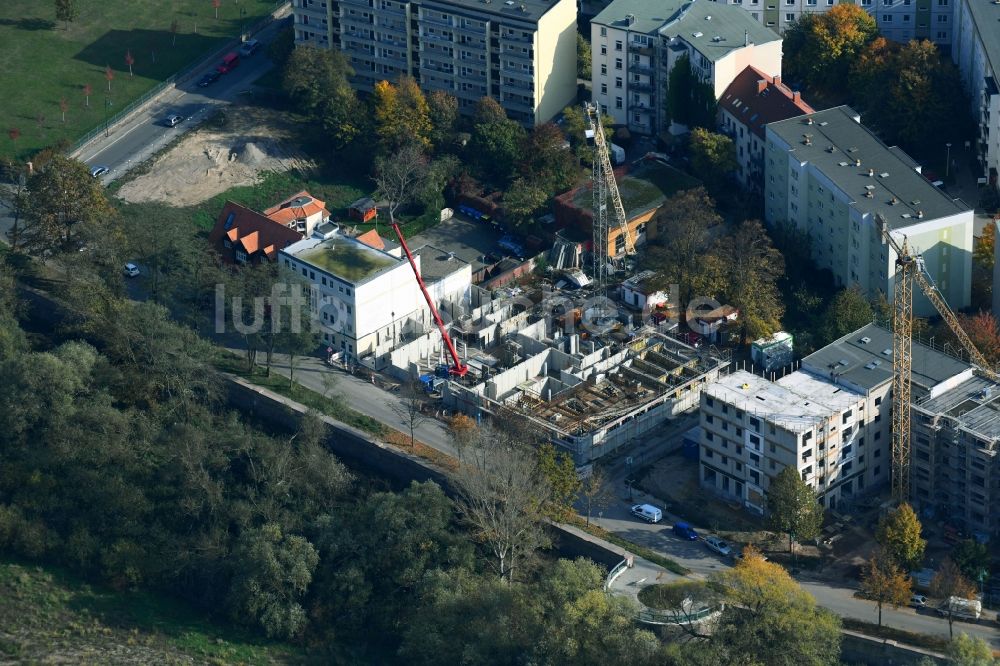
[355,229,386,250]
[264,190,328,226]
[718,66,815,140]
[209,201,303,263]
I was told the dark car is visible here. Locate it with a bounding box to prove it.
[197,71,221,87]
[672,522,699,540]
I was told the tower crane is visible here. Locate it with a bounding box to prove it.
[390,221,468,376]
[876,213,998,501]
[585,103,635,292]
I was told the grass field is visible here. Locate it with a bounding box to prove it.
[0,559,303,663]
[0,0,281,160]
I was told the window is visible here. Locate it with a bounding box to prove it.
[704,447,714,459]
[936,30,946,37]
[937,0,947,4]
[223,239,232,248]
[600,64,607,75]
[236,250,248,263]
[615,76,622,88]
[769,443,776,454]
[874,448,881,458]
[600,27,607,36]
[785,12,794,20]
[874,431,881,440]
[874,396,882,406]
[706,397,715,407]
[706,431,714,441]
[749,417,760,431]
[615,40,623,51]
[615,58,622,70]
[706,414,714,424]
[937,14,947,21]
[600,45,607,55]
[615,96,623,109]
[883,14,892,21]
[601,83,607,95]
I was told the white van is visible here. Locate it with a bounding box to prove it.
[631,504,663,523]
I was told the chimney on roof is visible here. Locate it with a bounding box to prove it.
[793,91,801,102]
[917,210,924,219]
[757,79,767,94]
[773,75,781,86]
[868,168,874,177]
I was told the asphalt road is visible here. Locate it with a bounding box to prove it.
[76,16,290,185]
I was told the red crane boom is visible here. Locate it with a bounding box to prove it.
[390,222,468,376]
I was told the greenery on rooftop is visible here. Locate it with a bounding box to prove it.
[298,240,397,281]
[572,162,701,219]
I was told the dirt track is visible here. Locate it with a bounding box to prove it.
[116,105,312,207]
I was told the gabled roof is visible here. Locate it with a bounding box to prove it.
[209,201,302,261]
[355,229,387,250]
[264,190,328,226]
[719,66,814,139]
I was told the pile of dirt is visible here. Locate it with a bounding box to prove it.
[117,106,312,207]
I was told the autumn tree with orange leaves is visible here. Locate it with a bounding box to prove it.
[782,4,877,97]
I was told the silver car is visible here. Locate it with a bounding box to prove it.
[163,114,183,127]
[704,535,732,557]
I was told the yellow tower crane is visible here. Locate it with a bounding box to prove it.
[876,213,999,502]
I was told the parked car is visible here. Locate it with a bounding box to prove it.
[631,504,663,524]
[239,39,261,57]
[937,596,981,621]
[672,522,699,541]
[216,52,240,74]
[703,535,732,556]
[89,165,109,178]
[163,114,183,127]
[123,263,140,277]
[197,70,221,87]
[910,594,928,608]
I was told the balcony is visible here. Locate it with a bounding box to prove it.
[500,31,533,44]
[420,13,452,27]
[421,30,454,43]
[501,47,533,61]
[502,97,534,113]
[628,43,653,55]
[454,21,487,35]
[631,81,655,93]
[501,78,533,93]
[339,0,371,7]
[419,62,455,75]
[500,66,533,82]
[297,4,328,19]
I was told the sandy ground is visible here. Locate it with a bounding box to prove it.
[116,105,312,207]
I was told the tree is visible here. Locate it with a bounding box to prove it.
[974,222,995,271]
[517,122,579,194]
[474,96,508,126]
[468,101,527,187]
[227,523,318,639]
[503,178,548,228]
[859,550,912,626]
[212,0,221,19]
[59,97,68,123]
[393,381,429,448]
[947,633,996,666]
[666,54,716,128]
[766,466,824,554]
[718,218,785,342]
[931,558,977,638]
[952,539,990,584]
[282,46,361,150]
[537,442,580,519]
[820,286,874,344]
[373,78,432,152]
[710,549,842,666]
[875,503,926,571]
[782,4,877,97]
[576,33,592,79]
[427,90,459,150]
[104,64,114,92]
[452,423,551,581]
[19,155,115,254]
[373,143,430,228]
[578,466,613,526]
[55,0,78,30]
[689,127,737,190]
[953,312,1000,366]
[124,50,134,78]
[448,413,477,458]
[82,83,91,108]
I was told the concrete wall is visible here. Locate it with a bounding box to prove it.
[535,0,578,124]
[711,40,782,100]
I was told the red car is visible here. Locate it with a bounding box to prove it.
[217,52,240,74]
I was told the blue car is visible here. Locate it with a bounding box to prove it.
[672,522,699,540]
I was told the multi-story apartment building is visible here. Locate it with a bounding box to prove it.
[718,65,814,192]
[952,0,1000,185]
[764,106,974,316]
[291,0,577,125]
[702,322,1000,530]
[590,0,781,135]
[711,0,954,48]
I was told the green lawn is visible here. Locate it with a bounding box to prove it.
[0,559,304,663]
[0,0,281,160]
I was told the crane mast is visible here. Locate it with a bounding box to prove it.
[876,213,999,502]
[585,103,634,292]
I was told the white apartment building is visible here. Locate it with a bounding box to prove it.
[952,0,1000,185]
[718,65,814,191]
[764,106,974,316]
[291,0,577,125]
[711,0,954,48]
[280,231,471,368]
[590,0,781,135]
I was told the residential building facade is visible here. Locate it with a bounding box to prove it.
[711,0,954,48]
[951,0,1000,185]
[208,201,303,265]
[764,106,974,316]
[718,65,814,191]
[291,0,577,125]
[590,0,781,135]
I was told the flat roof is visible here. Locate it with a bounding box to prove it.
[917,376,1000,441]
[413,245,471,282]
[706,370,863,433]
[421,0,560,24]
[801,323,970,393]
[284,236,402,284]
[767,106,970,226]
[963,0,1000,82]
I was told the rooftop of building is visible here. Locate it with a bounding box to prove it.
[593,0,779,60]
[801,323,971,393]
[420,0,561,24]
[283,235,403,284]
[706,369,863,433]
[208,201,302,262]
[264,190,328,226]
[963,0,1000,82]
[719,66,815,139]
[567,159,701,220]
[916,375,1000,442]
[413,245,471,282]
[767,106,971,226]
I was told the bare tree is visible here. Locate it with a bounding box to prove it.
[452,423,551,582]
[931,557,977,638]
[104,64,114,92]
[170,19,179,47]
[82,84,91,108]
[579,465,614,526]
[392,380,429,448]
[372,142,429,232]
[212,0,221,19]
[125,50,134,78]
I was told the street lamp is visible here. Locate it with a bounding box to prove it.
[240,7,247,39]
[104,96,112,137]
[946,142,952,179]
